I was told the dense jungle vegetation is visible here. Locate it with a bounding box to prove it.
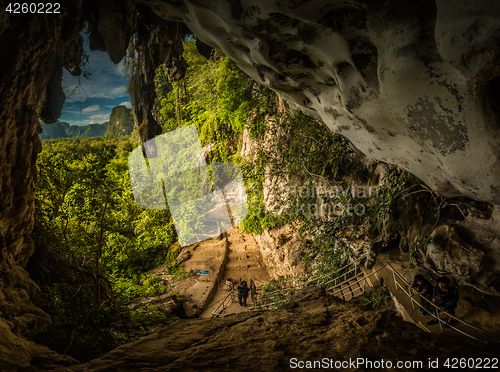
[30,40,283,361]
[31,40,450,361]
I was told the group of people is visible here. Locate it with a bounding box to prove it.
[410,274,459,328]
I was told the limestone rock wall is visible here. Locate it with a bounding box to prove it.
[130,4,188,143]
[0,0,84,368]
[254,226,305,279]
[1,0,500,366]
[422,206,500,294]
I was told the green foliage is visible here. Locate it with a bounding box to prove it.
[66,123,108,138]
[39,120,69,139]
[353,286,391,310]
[406,235,432,259]
[155,40,273,162]
[171,291,185,303]
[302,241,351,279]
[130,304,173,326]
[153,40,280,236]
[370,172,409,230]
[239,167,287,235]
[255,111,350,184]
[241,110,353,236]
[258,276,291,310]
[31,137,179,361]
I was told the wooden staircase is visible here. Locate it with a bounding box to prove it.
[255,256,368,309]
[327,272,367,301]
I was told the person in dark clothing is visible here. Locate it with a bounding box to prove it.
[237,281,250,306]
[409,274,433,315]
[427,276,459,327]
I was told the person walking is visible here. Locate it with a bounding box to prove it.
[427,276,459,328]
[409,274,433,315]
[237,281,250,307]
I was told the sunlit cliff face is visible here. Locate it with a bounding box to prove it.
[140,0,500,204]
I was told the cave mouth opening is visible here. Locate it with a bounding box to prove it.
[41,31,134,131]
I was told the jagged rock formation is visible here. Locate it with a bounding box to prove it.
[0,0,190,366]
[129,4,188,143]
[66,123,108,138]
[39,121,70,140]
[0,1,85,369]
[40,121,110,139]
[254,226,306,279]
[141,0,500,206]
[240,100,500,294]
[179,0,500,294]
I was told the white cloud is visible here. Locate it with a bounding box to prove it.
[119,101,132,108]
[61,33,132,125]
[70,120,90,126]
[62,54,130,99]
[90,113,110,123]
[82,105,100,113]
[108,86,128,97]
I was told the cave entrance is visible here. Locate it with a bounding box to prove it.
[39,32,133,139]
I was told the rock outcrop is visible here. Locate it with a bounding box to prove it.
[53,286,497,371]
[104,105,134,138]
[129,4,188,143]
[254,226,305,279]
[0,1,84,369]
[141,0,500,206]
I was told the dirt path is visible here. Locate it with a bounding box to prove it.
[156,228,271,317]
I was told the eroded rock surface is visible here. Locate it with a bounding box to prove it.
[130,4,188,143]
[254,226,305,279]
[2,0,500,368]
[141,0,500,205]
[0,1,84,369]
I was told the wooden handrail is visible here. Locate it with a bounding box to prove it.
[258,255,366,300]
[212,290,234,317]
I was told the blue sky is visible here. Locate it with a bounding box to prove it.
[57,34,132,126]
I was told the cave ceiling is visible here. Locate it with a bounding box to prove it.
[132,0,500,206]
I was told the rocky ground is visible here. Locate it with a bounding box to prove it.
[38,286,499,372]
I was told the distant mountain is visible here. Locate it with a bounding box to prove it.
[105,105,134,139]
[39,121,69,139]
[39,104,134,140]
[67,123,108,138]
[39,120,107,139]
